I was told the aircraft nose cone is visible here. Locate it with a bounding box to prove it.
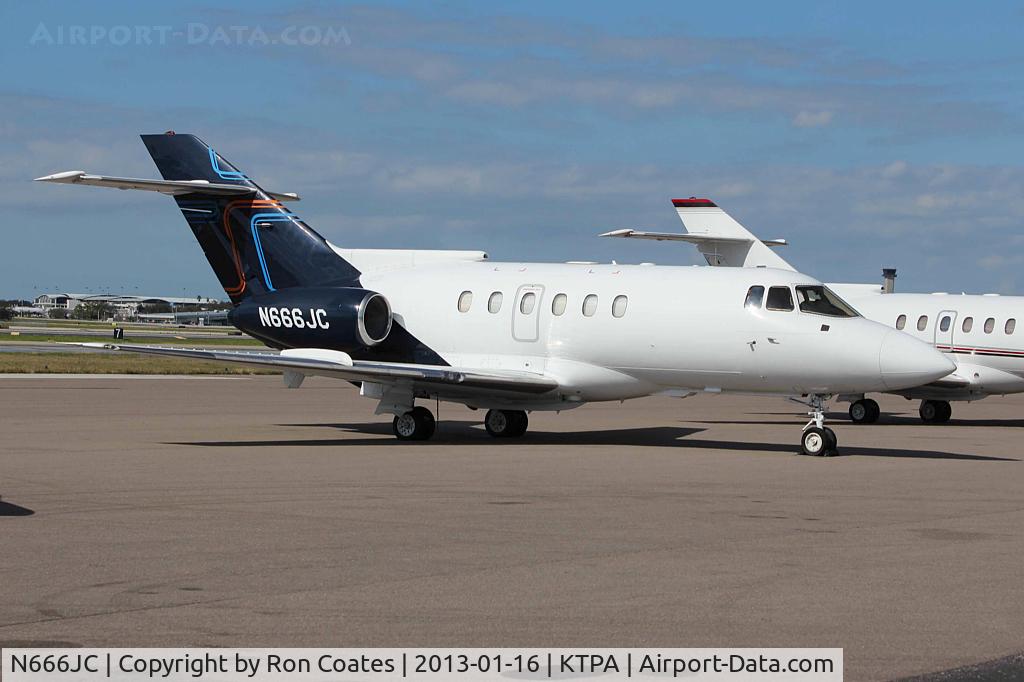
[879,330,956,390]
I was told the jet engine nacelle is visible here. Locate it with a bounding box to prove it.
[230,287,393,351]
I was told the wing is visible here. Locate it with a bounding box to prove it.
[80,343,558,395]
[35,170,300,203]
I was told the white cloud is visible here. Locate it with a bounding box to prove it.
[793,110,834,128]
[880,160,908,179]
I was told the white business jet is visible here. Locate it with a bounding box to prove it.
[604,197,1024,424]
[36,133,953,454]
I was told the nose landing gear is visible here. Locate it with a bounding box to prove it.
[793,394,838,456]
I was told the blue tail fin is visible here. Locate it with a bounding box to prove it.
[141,132,360,302]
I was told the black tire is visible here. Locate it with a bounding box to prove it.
[392,407,436,441]
[865,399,881,423]
[849,398,880,424]
[505,410,528,438]
[484,409,528,438]
[393,412,418,440]
[801,427,829,456]
[935,401,952,423]
[484,409,511,437]
[823,427,838,455]
[411,406,436,439]
[919,400,940,423]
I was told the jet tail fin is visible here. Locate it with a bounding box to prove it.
[37,132,362,304]
[671,198,795,270]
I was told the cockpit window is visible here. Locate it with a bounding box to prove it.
[765,286,794,311]
[794,286,859,318]
[744,286,765,309]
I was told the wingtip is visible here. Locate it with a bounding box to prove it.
[35,170,86,182]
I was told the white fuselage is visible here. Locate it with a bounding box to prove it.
[833,285,1024,400]
[352,258,952,410]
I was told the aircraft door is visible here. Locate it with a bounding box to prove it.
[512,285,544,342]
[935,310,957,348]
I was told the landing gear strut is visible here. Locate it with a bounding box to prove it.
[919,400,952,424]
[794,394,837,456]
[849,398,881,424]
[484,409,529,438]
[392,406,436,441]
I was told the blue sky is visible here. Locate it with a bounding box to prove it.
[2,1,1024,299]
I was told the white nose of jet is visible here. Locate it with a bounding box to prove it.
[878,330,956,390]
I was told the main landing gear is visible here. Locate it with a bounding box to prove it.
[391,405,531,441]
[392,406,436,441]
[484,409,529,438]
[919,400,952,424]
[848,398,881,424]
[795,394,838,456]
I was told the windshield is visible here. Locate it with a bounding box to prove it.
[795,286,860,318]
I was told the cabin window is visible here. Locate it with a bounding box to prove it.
[487,291,503,314]
[984,317,995,334]
[519,292,536,315]
[1006,319,1017,335]
[765,286,794,311]
[939,316,951,333]
[552,293,567,316]
[896,314,907,330]
[795,285,859,317]
[917,315,928,331]
[962,317,973,333]
[612,295,628,318]
[582,294,598,317]
[457,291,473,313]
[744,286,765,309]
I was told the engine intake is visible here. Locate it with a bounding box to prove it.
[357,291,392,346]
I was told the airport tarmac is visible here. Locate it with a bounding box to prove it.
[1,376,1022,681]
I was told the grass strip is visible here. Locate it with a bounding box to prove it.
[0,352,279,375]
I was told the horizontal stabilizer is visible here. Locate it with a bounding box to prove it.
[599,228,751,244]
[35,170,300,202]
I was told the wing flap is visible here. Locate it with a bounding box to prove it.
[80,343,558,394]
[35,171,300,202]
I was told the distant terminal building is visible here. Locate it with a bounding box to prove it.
[33,292,229,325]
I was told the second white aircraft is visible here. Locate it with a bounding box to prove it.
[608,196,1024,424]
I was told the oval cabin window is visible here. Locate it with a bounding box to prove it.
[939,316,951,332]
[487,292,502,314]
[1006,318,1017,335]
[519,292,536,315]
[457,291,473,313]
[582,294,598,317]
[896,314,906,330]
[962,317,973,333]
[551,293,567,316]
[917,315,928,331]
[984,317,995,334]
[612,295,628,318]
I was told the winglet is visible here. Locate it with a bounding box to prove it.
[35,170,88,182]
